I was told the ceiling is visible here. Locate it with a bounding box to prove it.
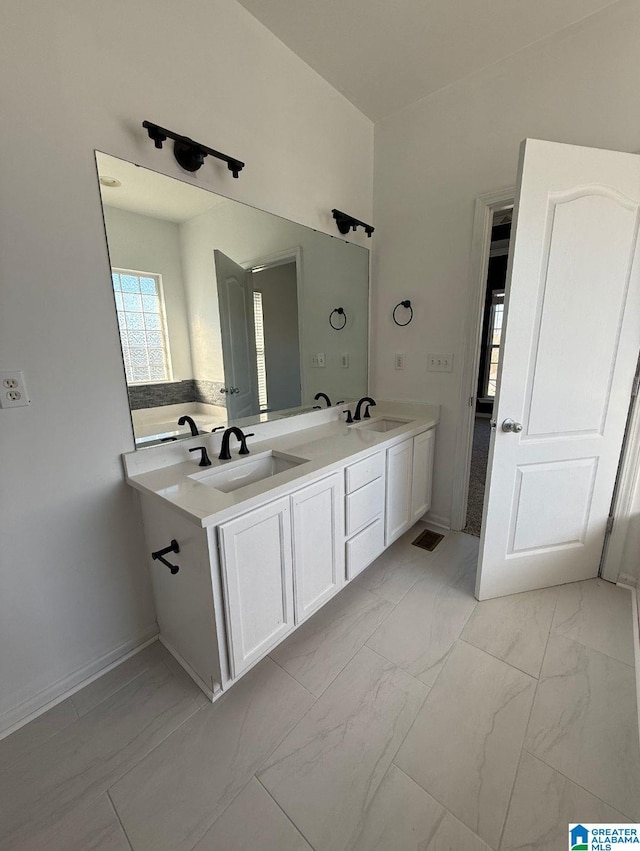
[235,0,619,122]
[96,153,230,222]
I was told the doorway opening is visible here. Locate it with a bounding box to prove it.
[463,208,512,537]
[249,260,302,412]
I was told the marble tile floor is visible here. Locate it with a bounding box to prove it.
[1,524,638,851]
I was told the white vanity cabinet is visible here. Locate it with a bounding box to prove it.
[218,472,344,677]
[344,452,386,579]
[218,497,295,679]
[385,429,435,545]
[411,428,435,522]
[132,412,437,700]
[291,472,344,623]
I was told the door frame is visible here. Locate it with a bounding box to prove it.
[451,187,515,531]
[601,381,640,583]
[241,246,306,405]
[455,186,639,587]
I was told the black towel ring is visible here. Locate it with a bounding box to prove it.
[330,307,347,330]
[393,300,413,327]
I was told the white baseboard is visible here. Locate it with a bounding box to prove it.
[158,636,221,703]
[0,626,159,740]
[617,583,640,743]
[423,512,451,531]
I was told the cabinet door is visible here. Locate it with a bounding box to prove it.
[385,438,413,545]
[411,429,435,522]
[218,497,294,678]
[291,473,345,623]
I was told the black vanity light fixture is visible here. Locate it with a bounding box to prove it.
[330,307,347,330]
[332,209,374,238]
[393,299,414,327]
[142,120,245,178]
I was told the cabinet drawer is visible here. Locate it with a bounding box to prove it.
[346,517,385,579]
[345,452,384,494]
[345,477,385,536]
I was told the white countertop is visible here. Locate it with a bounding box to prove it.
[123,401,439,528]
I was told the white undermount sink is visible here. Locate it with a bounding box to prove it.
[353,417,413,433]
[189,450,309,493]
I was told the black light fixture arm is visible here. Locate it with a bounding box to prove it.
[142,121,245,178]
[332,209,374,238]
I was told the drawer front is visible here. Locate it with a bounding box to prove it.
[346,518,385,579]
[345,452,384,494]
[345,477,385,536]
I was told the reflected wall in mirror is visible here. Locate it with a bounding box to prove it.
[95,153,370,447]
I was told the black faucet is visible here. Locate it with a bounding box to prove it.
[313,392,331,408]
[218,426,255,460]
[353,396,376,421]
[178,415,199,436]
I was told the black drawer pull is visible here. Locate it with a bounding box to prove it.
[152,540,180,575]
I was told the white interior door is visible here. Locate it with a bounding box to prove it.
[214,249,260,420]
[477,139,640,600]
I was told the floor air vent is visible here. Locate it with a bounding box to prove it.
[412,529,444,552]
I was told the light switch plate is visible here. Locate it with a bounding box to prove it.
[427,353,454,372]
[0,370,30,408]
[395,352,406,370]
[341,353,349,368]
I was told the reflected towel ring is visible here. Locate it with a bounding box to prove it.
[393,300,413,327]
[330,307,347,330]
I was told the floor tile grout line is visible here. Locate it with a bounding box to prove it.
[457,637,541,681]
[70,662,155,720]
[106,789,135,851]
[267,654,318,702]
[272,590,402,702]
[550,581,636,668]
[255,774,318,850]
[0,700,80,774]
[104,699,204,808]
[497,584,563,851]
[520,749,636,822]
[391,763,496,850]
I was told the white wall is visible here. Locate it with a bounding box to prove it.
[372,0,640,531]
[0,0,372,733]
[103,206,194,381]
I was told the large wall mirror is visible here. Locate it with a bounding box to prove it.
[95,153,370,447]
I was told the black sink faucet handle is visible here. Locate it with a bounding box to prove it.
[189,446,212,467]
[239,433,254,455]
[211,425,225,433]
[343,409,354,424]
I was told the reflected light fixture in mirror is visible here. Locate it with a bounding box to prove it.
[95,152,370,448]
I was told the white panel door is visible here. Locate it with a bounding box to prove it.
[477,139,640,600]
[214,249,260,420]
[218,497,294,677]
[291,473,345,623]
[385,438,413,545]
[411,429,435,522]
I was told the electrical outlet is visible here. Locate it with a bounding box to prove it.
[0,370,30,408]
[395,352,406,370]
[427,353,454,373]
[317,353,325,367]
[341,353,349,368]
